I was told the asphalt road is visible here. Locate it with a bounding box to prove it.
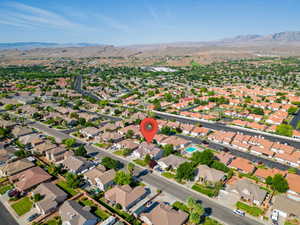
[156,112,300,148]
[85,145,263,225]
[0,202,18,225]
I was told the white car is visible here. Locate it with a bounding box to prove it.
[271,210,279,222]
[233,209,245,216]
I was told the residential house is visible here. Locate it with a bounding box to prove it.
[190,127,210,137]
[196,165,226,184]
[272,194,300,218]
[0,158,34,177]
[226,179,267,205]
[84,167,116,191]
[11,126,33,138]
[0,120,17,129]
[33,141,57,154]
[214,152,235,165]
[140,202,189,225]
[59,200,98,225]
[10,167,52,192]
[228,157,255,174]
[160,136,190,150]
[158,155,189,170]
[286,173,300,196]
[62,155,94,174]
[46,147,67,163]
[254,168,286,182]
[114,139,139,150]
[80,127,101,139]
[96,132,123,143]
[19,133,44,147]
[33,182,68,215]
[105,185,148,211]
[132,142,163,160]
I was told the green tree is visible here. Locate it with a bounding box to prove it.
[191,150,214,166]
[276,124,293,137]
[74,145,87,157]
[66,173,81,188]
[101,157,121,170]
[176,162,195,181]
[163,144,174,157]
[127,162,135,175]
[189,212,201,225]
[114,171,132,185]
[266,176,273,186]
[33,193,43,202]
[271,174,289,193]
[63,138,76,148]
[288,106,298,115]
[144,154,151,164]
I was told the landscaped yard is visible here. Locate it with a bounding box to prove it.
[0,184,13,195]
[133,159,147,167]
[56,180,78,196]
[161,172,176,179]
[79,197,109,220]
[11,197,33,216]
[203,217,224,225]
[192,184,219,197]
[43,217,62,225]
[236,201,264,217]
[172,201,189,213]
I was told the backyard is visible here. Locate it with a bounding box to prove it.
[56,180,78,196]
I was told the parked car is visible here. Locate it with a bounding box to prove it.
[233,209,245,216]
[8,189,20,198]
[271,210,279,223]
[27,213,40,222]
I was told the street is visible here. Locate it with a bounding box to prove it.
[0,202,18,225]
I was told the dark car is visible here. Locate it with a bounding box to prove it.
[222,147,229,152]
[27,213,40,222]
[202,140,209,145]
[8,189,20,198]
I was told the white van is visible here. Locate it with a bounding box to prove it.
[233,209,245,216]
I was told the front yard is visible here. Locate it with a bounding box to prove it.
[192,183,219,197]
[161,172,176,179]
[236,201,264,217]
[11,196,33,216]
[0,184,13,195]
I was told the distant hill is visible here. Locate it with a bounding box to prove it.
[0,42,102,50]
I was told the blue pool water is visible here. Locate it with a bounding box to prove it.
[185,146,197,153]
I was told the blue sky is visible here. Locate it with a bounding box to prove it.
[0,0,299,45]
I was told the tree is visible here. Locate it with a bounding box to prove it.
[276,124,293,137]
[191,150,214,166]
[163,144,174,157]
[66,173,81,188]
[0,127,10,140]
[186,196,204,224]
[189,212,201,225]
[144,154,151,164]
[101,157,121,170]
[63,138,76,148]
[297,121,300,130]
[47,163,60,176]
[33,193,43,202]
[266,176,273,186]
[271,174,289,193]
[288,106,298,115]
[176,162,195,181]
[211,160,229,172]
[127,162,135,175]
[125,130,134,139]
[74,145,87,157]
[4,104,15,111]
[114,171,132,185]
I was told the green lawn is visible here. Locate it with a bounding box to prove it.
[203,217,224,225]
[79,198,109,220]
[11,197,33,216]
[133,159,147,167]
[236,201,264,217]
[161,172,176,179]
[56,180,78,196]
[172,201,189,213]
[0,184,13,195]
[0,177,8,183]
[43,218,61,225]
[192,184,219,197]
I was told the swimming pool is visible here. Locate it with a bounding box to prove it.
[185,146,198,153]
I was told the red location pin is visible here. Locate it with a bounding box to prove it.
[140,118,158,143]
